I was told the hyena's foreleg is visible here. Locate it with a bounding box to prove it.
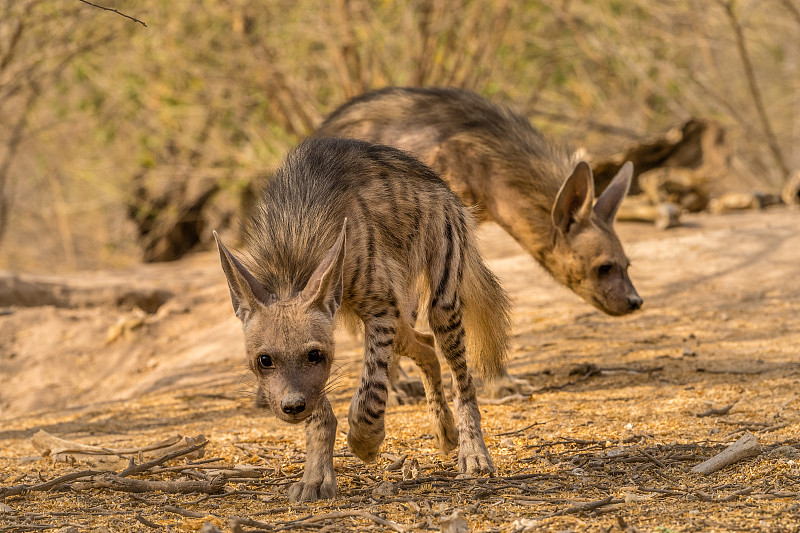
[428,218,495,475]
[347,306,397,463]
[288,395,337,502]
[394,319,458,454]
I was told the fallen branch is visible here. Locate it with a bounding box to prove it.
[120,437,208,477]
[691,432,761,475]
[32,430,125,458]
[74,473,225,494]
[275,510,407,532]
[0,469,102,498]
[31,430,201,466]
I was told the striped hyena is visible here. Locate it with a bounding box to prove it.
[214,137,510,501]
[316,87,642,317]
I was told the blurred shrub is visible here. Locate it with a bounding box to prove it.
[1,0,798,269]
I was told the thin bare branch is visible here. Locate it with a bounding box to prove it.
[76,0,147,27]
[719,0,790,177]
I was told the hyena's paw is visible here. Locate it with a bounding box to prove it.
[386,384,410,407]
[458,439,496,475]
[288,477,337,502]
[346,421,385,463]
[434,409,459,454]
[485,374,534,398]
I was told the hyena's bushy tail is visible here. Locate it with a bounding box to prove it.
[460,230,512,381]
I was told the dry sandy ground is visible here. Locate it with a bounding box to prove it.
[0,208,798,532]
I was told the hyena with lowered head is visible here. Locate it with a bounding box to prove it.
[214,137,510,501]
[316,87,642,317]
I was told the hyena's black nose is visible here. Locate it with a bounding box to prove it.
[628,295,643,311]
[281,395,306,415]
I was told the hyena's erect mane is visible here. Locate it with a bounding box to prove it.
[241,137,511,380]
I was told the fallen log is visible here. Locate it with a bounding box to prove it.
[616,195,681,230]
[691,432,761,475]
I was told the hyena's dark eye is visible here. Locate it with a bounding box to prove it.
[307,349,324,364]
[258,354,274,369]
[597,263,613,276]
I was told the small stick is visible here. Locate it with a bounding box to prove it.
[384,454,407,472]
[696,401,737,417]
[758,422,790,433]
[495,421,544,437]
[550,495,618,517]
[774,395,798,418]
[691,432,761,475]
[162,505,210,518]
[639,449,667,469]
[76,0,147,27]
[134,513,161,529]
[229,516,274,531]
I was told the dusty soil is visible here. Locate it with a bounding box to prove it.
[0,208,799,532]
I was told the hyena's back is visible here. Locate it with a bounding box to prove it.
[242,137,511,379]
[316,87,567,216]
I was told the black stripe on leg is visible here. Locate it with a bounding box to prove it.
[433,315,463,335]
[363,405,385,421]
[440,333,466,355]
[434,219,454,299]
[357,414,375,425]
[372,325,396,336]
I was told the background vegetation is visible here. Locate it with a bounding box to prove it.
[1,0,798,271]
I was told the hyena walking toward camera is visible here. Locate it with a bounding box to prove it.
[316,87,642,317]
[215,137,510,501]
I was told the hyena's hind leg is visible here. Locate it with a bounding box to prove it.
[429,294,494,474]
[427,220,495,474]
[394,319,458,454]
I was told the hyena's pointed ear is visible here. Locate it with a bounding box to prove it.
[300,219,347,316]
[214,231,271,321]
[552,161,595,234]
[594,161,633,225]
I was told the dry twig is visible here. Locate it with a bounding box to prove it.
[549,495,620,517]
[696,401,737,417]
